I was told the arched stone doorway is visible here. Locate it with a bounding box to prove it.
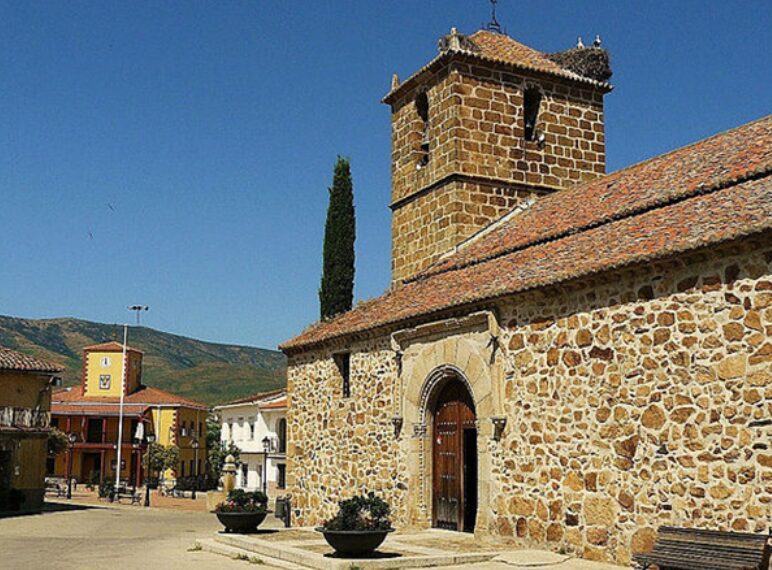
[399,327,501,535]
[431,375,477,532]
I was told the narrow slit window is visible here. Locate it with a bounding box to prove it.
[524,87,542,142]
[334,352,351,398]
[416,92,430,166]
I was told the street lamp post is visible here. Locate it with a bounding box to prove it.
[66,432,78,499]
[144,433,156,507]
[261,436,271,495]
[191,438,199,501]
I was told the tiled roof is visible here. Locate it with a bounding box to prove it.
[419,115,772,279]
[52,385,208,411]
[214,388,287,409]
[0,346,63,373]
[260,395,288,410]
[83,341,143,354]
[468,30,579,80]
[384,29,611,105]
[281,116,772,353]
[50,402,148,417]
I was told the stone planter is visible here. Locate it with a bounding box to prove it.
[216,511,268,533]
[315,528,394,556]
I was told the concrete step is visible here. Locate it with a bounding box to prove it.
[194,537,302,568]
[210,530,502,569]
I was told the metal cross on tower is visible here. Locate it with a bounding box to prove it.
[485,0,504,34]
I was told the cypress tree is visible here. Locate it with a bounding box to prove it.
[319,157,356,319]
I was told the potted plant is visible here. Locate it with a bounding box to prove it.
[316,493,394,556]
[214,489,269,533]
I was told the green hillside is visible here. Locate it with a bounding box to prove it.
[0,315,286,405]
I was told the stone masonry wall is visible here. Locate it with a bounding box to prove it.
[286,237,771,565]
[492,241,771,565]
[390,179,541,283]
[286,340,407,528]
[389,59,606,284]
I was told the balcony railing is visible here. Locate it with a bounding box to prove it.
[0,406,50,429]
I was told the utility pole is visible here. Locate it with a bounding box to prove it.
[128,305,149,325]
[115,324,128,489]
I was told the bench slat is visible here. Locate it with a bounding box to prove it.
[654,541,765,559]
[633,526,770,570]
[636,553,755,570]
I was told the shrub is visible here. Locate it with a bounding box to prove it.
[47,429,69,457]
[98,480,115,499]
[215,489,268,513]
[321,492,392,531]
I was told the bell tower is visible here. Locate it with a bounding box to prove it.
[384,27,612,285]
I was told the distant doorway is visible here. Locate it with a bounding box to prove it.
[432,377,477,532]
[81,452,101,484]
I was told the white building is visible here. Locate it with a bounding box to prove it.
[213,389,287,495]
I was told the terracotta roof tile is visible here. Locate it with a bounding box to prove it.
[83,341,143,354]
[384,30,611,105]
[0,346,63,373]
[52,385,208,411]
[214,388,287,409]
[420,115,772,279]
[281,116,772,352]
[50,402,148,417]
[259,396,287,410]
[468,30,574,79]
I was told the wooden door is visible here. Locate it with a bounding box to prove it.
[432,379,476,531]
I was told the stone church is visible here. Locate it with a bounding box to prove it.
[281,26,771,565]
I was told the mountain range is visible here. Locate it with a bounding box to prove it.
[0,315,286,406]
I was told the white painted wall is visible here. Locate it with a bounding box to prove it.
[216,400,287,493]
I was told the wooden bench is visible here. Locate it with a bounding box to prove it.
[44,478,66,498]
[112,486,141,505]
[634,526,771,570]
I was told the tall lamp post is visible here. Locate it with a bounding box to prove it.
[66,432,78,499]
[191,438,199,501]
[144,433,156,507]
[261,436,271,495]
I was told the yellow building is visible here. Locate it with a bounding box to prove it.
[51,341,208,486]
[0,345,62,512]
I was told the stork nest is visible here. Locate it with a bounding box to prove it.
[548,47,612,83]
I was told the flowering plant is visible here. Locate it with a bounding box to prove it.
[321,492,392,531]
[215,489,268,513]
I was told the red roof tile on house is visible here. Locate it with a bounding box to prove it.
[83,341,143,354]
[259,396,287,410]
[281,116,772,353]
[50,402,149,417]
[214,388,286,409]
[0,346,63,373]
[53,385,208,411]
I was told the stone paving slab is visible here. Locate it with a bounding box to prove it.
[197,527,632,570]
[493,549,570,566]
[201,528,503,569]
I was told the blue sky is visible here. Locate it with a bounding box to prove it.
[1,1,770,350]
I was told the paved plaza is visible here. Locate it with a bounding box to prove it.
[0,497,626,570]
[0,499,284,569]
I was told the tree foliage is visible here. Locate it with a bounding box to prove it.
[208,441,241,477]
[142,443,180,474]
[47,428,69,457]
[319,157,356,319]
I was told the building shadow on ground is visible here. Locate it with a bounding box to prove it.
[0,501,102,519]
